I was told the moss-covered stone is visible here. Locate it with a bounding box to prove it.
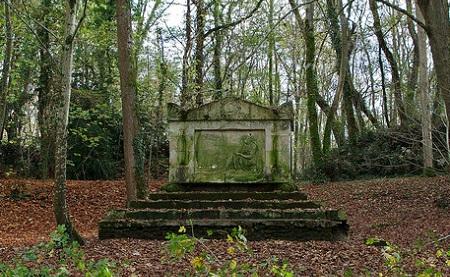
[168,97,293,187]
[160,183,185,192]
[277,181,298,192]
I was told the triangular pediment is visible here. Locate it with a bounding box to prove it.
[168,97,292,121]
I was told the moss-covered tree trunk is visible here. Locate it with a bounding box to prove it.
[324,0,359,144]
[289,0,323,169]
[304,1,323,169]
[37,0,55,179]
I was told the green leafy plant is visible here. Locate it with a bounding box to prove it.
[163,225,295,276]
[0,225,119,277]
[366,236,450,276]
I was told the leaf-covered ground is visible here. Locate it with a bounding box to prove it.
[0,176,449,275]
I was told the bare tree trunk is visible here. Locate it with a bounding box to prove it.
[378,45,390,127]
[155,28,167,179]
[181,0,192,107]
[405,0,419,117]
[267,0,274,105]
[117,0,145,202]
[194,0,205,106]
[212,0,223,99]
[417,0,450,162]
[0,1,13,140]
[416,2,433,171]
[370,0,408,127]
[53,0,84,244]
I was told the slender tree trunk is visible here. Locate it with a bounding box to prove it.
[194,0,205,106]
[323,0,348,154]
[181,0,192,107]
[370,0,408,126]
[315,93,344,147]
[378,45,390,127]
[267,0,274,105]
[405,0,419,117]
[416,2,433,170]
[37,0,55,179]
[325,0,360,142]
[274,51,281,104]
[53,0,84,244]
[155,28,167,179]
[212,0,223,99]
[0,1,13,140]
[117,0,147,202]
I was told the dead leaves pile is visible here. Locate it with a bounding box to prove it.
[0,176,449,276]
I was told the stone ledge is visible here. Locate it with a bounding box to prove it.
[145,191,308,201]
[106,208,346,222]
[99,218,348,241]
[129,199,321,210]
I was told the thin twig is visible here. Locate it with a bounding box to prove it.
[375,0,428,31]
[204,0,264,37]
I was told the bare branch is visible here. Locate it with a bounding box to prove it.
[375,0,428,31]
[204,0,264,37]
[3,0,56,63]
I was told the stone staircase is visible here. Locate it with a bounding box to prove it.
[99,191,348,241]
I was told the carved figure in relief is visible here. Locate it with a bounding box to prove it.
[229,134,260,170]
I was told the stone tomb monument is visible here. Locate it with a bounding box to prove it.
[166,97,293,189]
[99,98,348,241]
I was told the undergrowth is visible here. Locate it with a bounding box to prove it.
[365,236,450,276]
[162,225,295,276]
[0,225,119,277]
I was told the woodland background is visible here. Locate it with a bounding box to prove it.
[0,0,449,183]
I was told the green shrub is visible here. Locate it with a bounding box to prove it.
[304,127,447,182]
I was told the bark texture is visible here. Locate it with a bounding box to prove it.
[53,0,84,244]
[370,0,408,126]
[415,3,433,170]
[0,1,13,140]
[37,0,55,179]
[417,0,450,160]
[194,0,205,106]
[180,0,192,107]
[116,0,147,202]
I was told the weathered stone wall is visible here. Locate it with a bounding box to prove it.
[168,98,293,184]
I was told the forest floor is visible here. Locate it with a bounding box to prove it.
[0,176,449,276]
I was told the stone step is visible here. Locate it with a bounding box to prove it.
[98,217,348,241]
[145,191,308,201]
[129,199,320,210]
[120,208,346,222]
